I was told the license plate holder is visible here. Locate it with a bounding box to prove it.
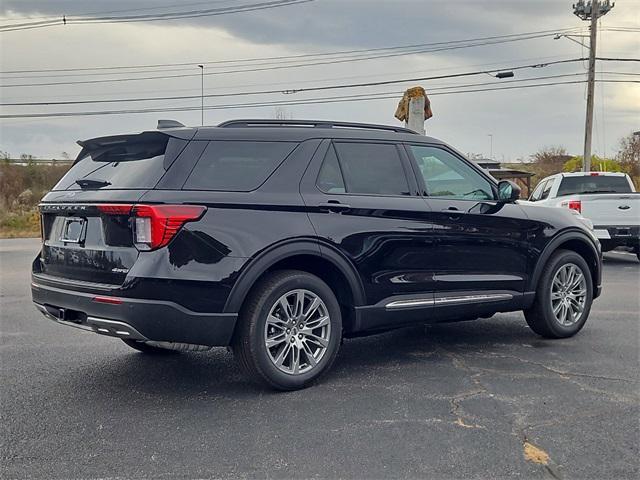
[60,217,86,243]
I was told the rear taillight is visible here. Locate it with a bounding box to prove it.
[560,199,582,214]
[97,204,206,251]
[97,204,133,215]
[567,200,582,213]
[132,205,206,250]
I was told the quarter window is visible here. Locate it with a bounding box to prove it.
[317,145,346,193]
[409,145,494,200]
[331,142,410,196]
[183,141,297,191]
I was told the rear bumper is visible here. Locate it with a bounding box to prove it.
[593,225,640,247]
[31,279,238,346]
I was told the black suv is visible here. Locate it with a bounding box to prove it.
[32,119,602,390]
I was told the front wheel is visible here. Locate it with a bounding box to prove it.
[232,270,342,390]
[524,249,593,338]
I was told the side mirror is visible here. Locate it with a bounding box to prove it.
[497,180,521,203]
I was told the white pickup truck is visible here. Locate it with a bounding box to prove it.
[526,172,640,259]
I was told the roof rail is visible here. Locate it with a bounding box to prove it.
[217,119,418,134]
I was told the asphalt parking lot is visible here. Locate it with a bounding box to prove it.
[1,238,638,480]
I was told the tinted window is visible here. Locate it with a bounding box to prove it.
[184,141,297,191]
[317,145,346,193]
[557,175,632,196]
[54,137,168,190]
[410,145,494,200]
[333,142,409,196]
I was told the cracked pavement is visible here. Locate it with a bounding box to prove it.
[1,238,639,479]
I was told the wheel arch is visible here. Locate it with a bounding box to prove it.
[223,239,366,332]
[529,230,601,297]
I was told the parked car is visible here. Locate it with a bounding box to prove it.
[526,172,639,259]
[32,119,602,390]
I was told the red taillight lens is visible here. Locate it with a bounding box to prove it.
[132,204,206,250]
[567,200,582,213]
[97,204,133,215]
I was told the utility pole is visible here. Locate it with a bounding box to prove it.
[198,65,204,126]
[573,0,614,171]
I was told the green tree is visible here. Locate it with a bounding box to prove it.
[563,155,622,173]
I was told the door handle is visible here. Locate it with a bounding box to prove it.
[318,201,351,213]
[442,205,463,220]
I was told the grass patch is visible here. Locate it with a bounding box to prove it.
[0,209,41,238]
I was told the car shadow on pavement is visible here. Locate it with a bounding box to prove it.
[60,316,539,399]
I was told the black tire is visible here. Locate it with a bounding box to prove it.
[232,270,342,390]
[121,339,179,354]
[524,249,593,339]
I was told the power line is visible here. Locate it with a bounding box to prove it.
[2,79,635,119]
[0,27,584,75]
[0,0,238,22]
[0,36,575,84]
[0,53,585,101]
[0,72,593,107]
[0,0,315,32]
[0,58,592,107]
[0,33,570,81]
[0,41,592,89]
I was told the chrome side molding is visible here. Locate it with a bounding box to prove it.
[385,298,435,309]
[385,293,513,310]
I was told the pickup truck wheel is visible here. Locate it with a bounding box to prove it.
[524,249,593,338]
[232,270,342,391]
[121,339,179,354]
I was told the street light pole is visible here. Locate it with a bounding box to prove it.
[198,65,204,126]
[490,134,494,159]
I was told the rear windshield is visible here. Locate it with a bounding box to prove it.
[183,140,297,191]
[53,135,169,190]
[556,175,632,196]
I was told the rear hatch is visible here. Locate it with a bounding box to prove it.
[36,131,186,286]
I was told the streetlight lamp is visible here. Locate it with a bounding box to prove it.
[198,65,204,126]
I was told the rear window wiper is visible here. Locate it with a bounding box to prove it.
[75,178,111,189]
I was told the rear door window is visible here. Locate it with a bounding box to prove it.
[332,142,410,196]
[54,134,169,190]
[557,175,632,196]
[183,141,297,191]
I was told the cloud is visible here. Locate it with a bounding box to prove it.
[1,0,638,159]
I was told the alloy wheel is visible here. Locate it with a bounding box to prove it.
[550,263,587,326]
[264,289,331,375]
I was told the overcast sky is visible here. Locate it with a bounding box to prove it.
[1,0,638,161]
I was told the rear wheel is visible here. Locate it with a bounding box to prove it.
[524,249,593,338]
[232,270,342,390]
[121,339,179,354]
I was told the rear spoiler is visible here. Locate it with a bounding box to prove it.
[75,131,170,162]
